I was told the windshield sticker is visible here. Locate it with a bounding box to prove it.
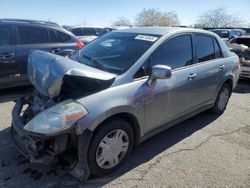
[135,35,158,42]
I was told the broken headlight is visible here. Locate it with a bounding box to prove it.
[24,100,88,135]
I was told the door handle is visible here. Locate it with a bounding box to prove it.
[188,73,197,80]
[51,48,61,54]
[0,53,15,59]
[219,65,225,70]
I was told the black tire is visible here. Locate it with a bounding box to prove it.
[88,119,134,177]
[210,84,231,114]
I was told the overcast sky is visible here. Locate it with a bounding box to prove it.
[0,0,249,26]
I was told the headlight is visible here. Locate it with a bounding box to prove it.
[24,100,88,135]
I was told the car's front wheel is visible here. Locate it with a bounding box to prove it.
[211,83,231,114]
[87,119,134,177]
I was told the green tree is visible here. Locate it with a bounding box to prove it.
[135,8,180,26]
[112,17,131,26]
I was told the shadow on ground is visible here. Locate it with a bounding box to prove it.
[0,86,32,103]
[0,111,220,187]
[234,79,250,94]
[1,79,249,187]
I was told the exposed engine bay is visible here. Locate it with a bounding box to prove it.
[229,37,250,66]
[22,50,116,123]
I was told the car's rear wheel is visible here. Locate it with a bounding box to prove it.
[211,83,231,114]
[88,119,134,177]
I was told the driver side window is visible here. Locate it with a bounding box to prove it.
[150,34,193,70]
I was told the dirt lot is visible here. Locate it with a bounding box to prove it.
[0,80,249,188]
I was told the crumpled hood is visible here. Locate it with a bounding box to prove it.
[28,50,116,97]
[229,43,248,52]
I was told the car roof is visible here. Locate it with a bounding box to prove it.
[72,26,104,29]
[0,18,61,28]
[114,26,214,36]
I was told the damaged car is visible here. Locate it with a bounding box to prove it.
[11,27,240,181]
[228,35,250,78]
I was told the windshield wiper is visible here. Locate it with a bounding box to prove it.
[82,54,109,72]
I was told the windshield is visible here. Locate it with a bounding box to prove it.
[232,38,250,47]
[70,32,160,74]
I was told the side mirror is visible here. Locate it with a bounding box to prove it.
[230,35,236,40]
[57,49,76,57]
[147,65,172,86]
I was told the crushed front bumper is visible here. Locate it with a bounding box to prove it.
[11,98,93,182]
[11,99,69,164]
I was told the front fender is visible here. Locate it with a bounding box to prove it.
[76,105,143,136]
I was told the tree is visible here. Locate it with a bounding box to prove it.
[135,8,180,26]
[112,17,131,26]
[196,7,244,28]
[76,19,88,26]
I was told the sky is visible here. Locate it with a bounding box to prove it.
[0,0,249,26]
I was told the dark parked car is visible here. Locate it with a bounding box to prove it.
[70,26,103,37]
[0,19,84,89]
[210,29,246,44]
[98,27,116,36]
[70,26,105,44]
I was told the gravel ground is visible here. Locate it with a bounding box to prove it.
[0,80,249,188]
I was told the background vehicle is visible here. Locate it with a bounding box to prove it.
[98,27,116,36]
[210,29,246,44]
[229,35,250,78]
[0,19,84,89]
[11,27,239,180]
[70,26,104,44]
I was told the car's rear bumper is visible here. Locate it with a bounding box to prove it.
[11,99,69,164]
[240,65,250,78]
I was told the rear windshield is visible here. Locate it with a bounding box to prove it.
[70,32,161,74]
[232,38,250,47]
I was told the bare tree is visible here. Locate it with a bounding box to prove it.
[196,7,244,28]
[76,19,88,26]
[112,17,131,26]
[135,8,180,26]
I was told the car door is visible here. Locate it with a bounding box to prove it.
[0,24,19,87]
[143,34,204,134]
[192,34,223,105]
[15,25,52,80]
[48,29,78,55]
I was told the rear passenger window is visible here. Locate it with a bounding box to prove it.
[49,30,59,43]
[18,26,49,44]
[195,35,214,62]
[0,25,12,46]
[49,30,71,43]
[150,34,193,69]
[57,31,71,42]
[213,38,222,58]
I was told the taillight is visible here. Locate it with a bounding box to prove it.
[76,41,85,49]
[237,57,240,69]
